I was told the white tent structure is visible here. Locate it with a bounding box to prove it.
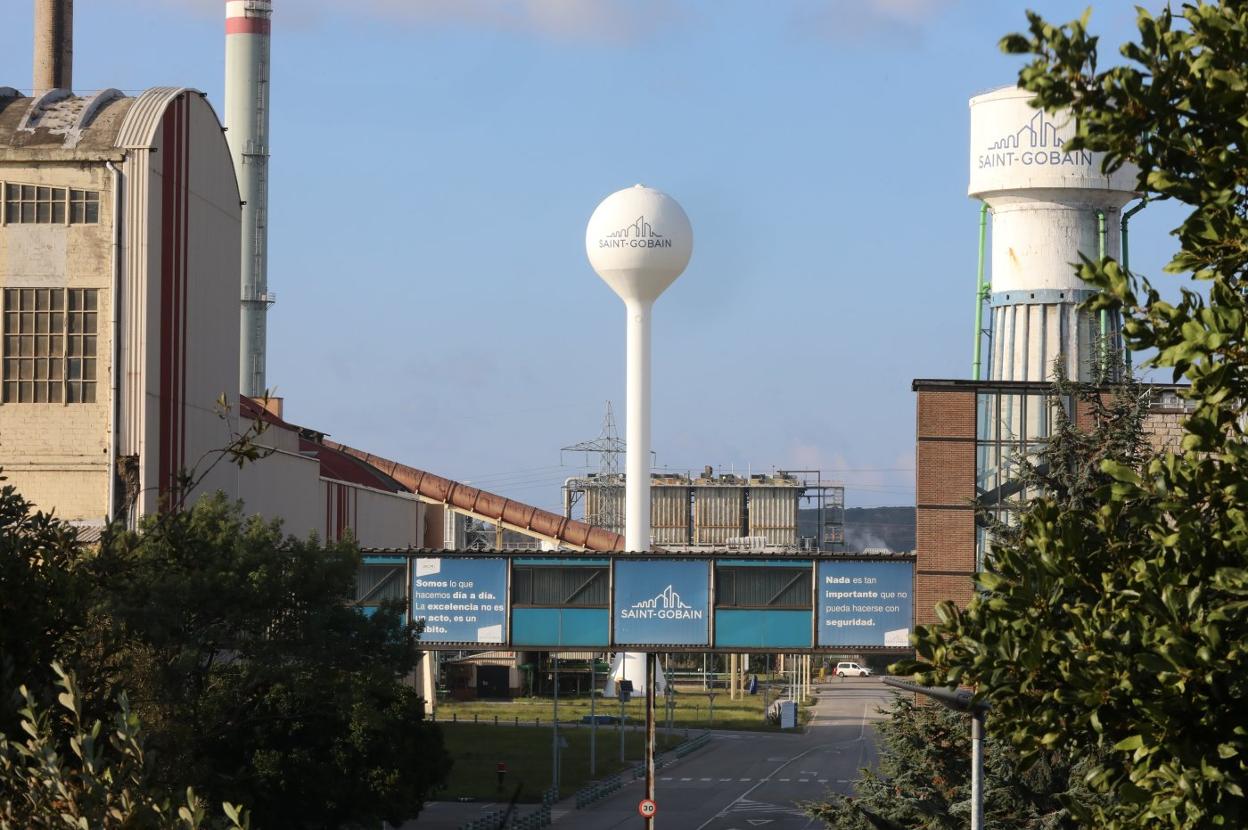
[603,652,668,696]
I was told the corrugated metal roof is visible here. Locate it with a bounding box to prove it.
[114,87,192,149]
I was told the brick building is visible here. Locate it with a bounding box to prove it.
[912,379,1192,624]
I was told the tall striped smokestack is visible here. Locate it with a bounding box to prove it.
[33,0,73,95]
[225,0,273,398]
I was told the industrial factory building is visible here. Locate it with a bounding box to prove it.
[564,468,844,552]
[0,1,624,556]
[911,86,1192,623]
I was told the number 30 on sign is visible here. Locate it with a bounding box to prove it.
[638,799,657,818]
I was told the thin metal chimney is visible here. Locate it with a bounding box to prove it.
[33,0,73,95]
[225,0,274,398]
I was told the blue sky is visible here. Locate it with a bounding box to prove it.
[2,1,1187,510]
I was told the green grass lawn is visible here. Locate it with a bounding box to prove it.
[434,723,683,802]
[435,684,811,733]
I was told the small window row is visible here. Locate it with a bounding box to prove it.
[3,183,100,225]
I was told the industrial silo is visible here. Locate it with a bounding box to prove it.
[969,86,1138,383]
[747,476,801,547]
[651,479,691,545]
[693,481,745,545]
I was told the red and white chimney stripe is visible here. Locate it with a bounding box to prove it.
[226,1,272,36]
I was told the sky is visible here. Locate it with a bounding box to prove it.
[1,0,1189,512]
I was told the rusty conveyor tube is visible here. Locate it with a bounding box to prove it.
[324,440,625,552]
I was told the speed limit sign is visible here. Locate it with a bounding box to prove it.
[638,799,657,818]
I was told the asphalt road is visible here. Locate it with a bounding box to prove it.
[560,677,893,829]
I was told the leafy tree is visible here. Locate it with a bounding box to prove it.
[0,479,89,731]
[0,663,248,830]
[86,494,450,829]
[907,4,1248,828]
[0,476,449,829]
[804,695,1104,830]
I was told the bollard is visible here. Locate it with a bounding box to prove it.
[452,713,457,723]
[515,716,519,727]
[494,715,498,726]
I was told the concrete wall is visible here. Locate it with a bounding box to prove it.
[322,478,422,549]
[236,447,321,539]
[0,162,115,521]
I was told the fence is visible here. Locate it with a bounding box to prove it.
[458,787,557,830]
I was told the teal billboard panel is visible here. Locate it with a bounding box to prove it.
[512,608,609,647]
[614,560,710,646]
[412,557,508,645]
[817,560,913,648]
[715,609,812,649]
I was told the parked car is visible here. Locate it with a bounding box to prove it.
[835,662,871,677]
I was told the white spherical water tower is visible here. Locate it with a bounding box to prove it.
[970,86,1138,382]
[586,185,693,552]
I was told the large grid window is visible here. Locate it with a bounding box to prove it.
[715,566,811,609]
[3,288,98,403]
[975,389,1071,568]
[4,183,100,225]
[511,566,608,607]
[5,185,65,224]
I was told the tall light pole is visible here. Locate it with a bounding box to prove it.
[882,678,990,830]
[587,184,692,829]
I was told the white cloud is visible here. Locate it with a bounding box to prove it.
[129,0,687,43]
[791,0,956,45]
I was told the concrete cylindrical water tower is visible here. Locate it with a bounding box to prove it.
[586,185,693,552]
[970,86,1138,382]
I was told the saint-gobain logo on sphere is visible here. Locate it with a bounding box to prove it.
[620,585,703,620]
[978,109,1093,170]
[598,215,674,249]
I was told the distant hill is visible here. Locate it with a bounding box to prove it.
[800,506,915,552]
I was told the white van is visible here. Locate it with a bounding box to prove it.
[834,662,871,677]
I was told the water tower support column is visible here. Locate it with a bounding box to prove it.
[625,298,653,553]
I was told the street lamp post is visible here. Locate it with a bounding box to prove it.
[882,678,989,830]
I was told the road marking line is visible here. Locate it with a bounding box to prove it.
[739,778,751,781]
[700,777,712,781]
[681,777,692,781]
[818,779,828,783]
[695,745,824,830]
[719,778,732,782]
[798,778,809,782]
[779,778,790,782]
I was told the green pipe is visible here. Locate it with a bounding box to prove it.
[1097,209,1108,374]
[1121,201,1147,372]
[972,203,989,381]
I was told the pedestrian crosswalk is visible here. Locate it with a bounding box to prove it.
[724,798,810,819]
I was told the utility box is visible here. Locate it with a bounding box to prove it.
[779,700,797,730]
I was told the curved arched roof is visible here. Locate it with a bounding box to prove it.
[0,87,205,156]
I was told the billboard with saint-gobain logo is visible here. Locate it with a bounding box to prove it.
[613,560,710,646]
